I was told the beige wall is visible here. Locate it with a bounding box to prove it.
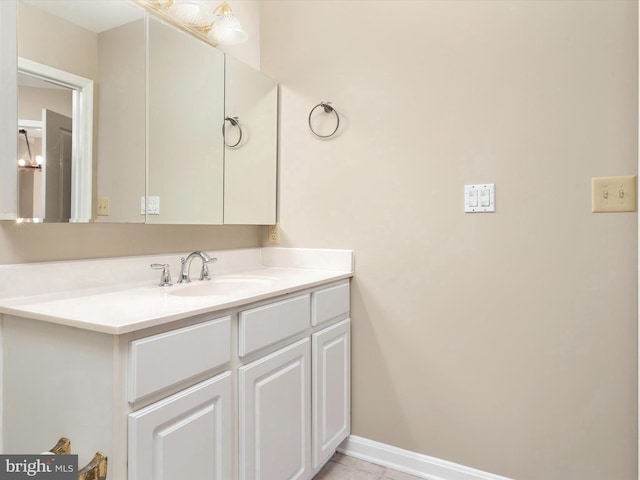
[17,1,98,80]
[261,1,638,479]
[217,0,261,70]
[0,223,261,264]
[18,85,72,121]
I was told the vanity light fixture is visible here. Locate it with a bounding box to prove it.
[140,0,248,46]
[207,2,248,45]
[166,0,214,27]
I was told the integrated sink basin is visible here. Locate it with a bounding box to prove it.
[169,276,276,297]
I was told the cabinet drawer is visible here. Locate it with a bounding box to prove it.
[129,317,230,402]
[312,282,350,326]
[239,294,310,357]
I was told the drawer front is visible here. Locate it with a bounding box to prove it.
[129,316,230,402]
[312,282,350,326]
[239,294,310,357]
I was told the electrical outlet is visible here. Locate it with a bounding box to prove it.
[268,224,280,245]
[592,175,637,213]
[97,196,110,216]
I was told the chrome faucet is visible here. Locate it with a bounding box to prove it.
[178,251,217,283]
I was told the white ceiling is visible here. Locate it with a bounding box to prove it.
[23,0,144,33]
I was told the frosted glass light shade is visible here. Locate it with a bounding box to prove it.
[207,13,248,45]
[168,1,214,27]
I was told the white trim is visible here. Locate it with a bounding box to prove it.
[0,0,17,220]
[17,57,93,222]
[18,119,43,131]
[338,435,514,480]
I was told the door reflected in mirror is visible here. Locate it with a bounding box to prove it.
[18,67,80,222]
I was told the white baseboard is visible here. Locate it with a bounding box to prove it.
[337,435,513,480]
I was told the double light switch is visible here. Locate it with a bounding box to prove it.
[465,184,495,213]
[591,176,636,213]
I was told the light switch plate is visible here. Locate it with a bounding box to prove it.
[592,176,636,213]
[140,196,161,215]
[147,196,160,215]
[465,184,495,213]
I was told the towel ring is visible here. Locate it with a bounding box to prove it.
[308,102,340,138]
[222,116,243,148]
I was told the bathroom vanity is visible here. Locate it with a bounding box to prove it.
[0,247,353,480]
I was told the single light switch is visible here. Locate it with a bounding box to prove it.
[465,184,495,213]
[479,189,491,207]
[469,190,478,207]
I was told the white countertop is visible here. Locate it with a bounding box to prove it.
[0,248,354,335]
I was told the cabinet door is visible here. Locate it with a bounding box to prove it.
[312,319,351,469]
[239,338,311,480]
[128,372,231,480]
[223,55,277,225]
[147,16,225,225]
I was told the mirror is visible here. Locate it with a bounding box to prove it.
[146,15,225,225]
[17,0,145,223]
[223,55,277,225]
[6,1,278,226]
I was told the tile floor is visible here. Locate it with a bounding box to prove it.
[313,452,422,480]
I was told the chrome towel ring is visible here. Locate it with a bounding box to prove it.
[222,116,243,147]
[308,102,340,138]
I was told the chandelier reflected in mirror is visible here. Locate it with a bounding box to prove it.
[17,128,42,170]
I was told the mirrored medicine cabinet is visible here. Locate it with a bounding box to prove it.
[0,0,277,225]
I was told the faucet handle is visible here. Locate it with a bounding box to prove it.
[199,257,217,281]
[150,263,173,287]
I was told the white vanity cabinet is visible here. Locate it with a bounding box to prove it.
[129,373,232,480]
[312,319,351,469]
[0,279,351,480]
[239,339,311,480]
[237,283,351,478]
[128,317,233,480]
[238,294,312,479]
